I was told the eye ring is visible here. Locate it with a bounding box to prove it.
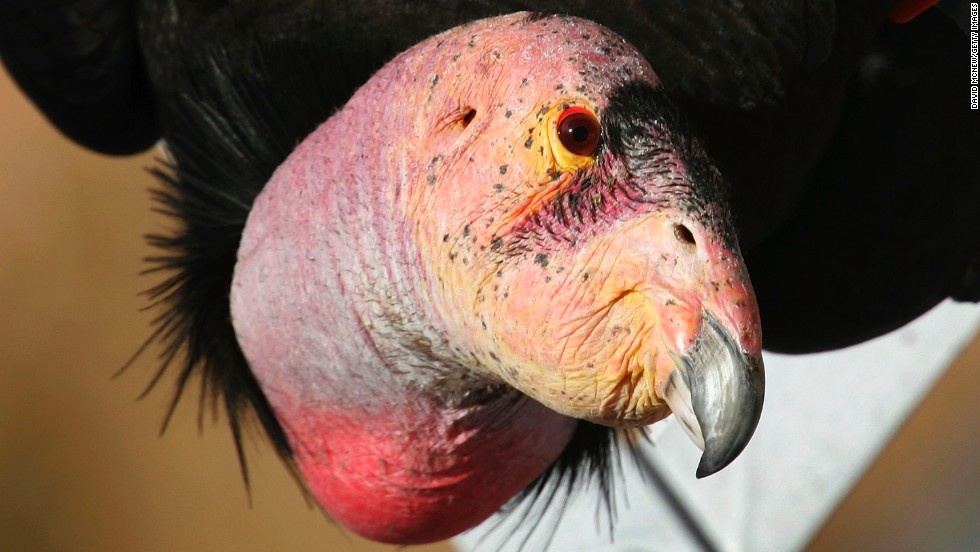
[556,106,601,157]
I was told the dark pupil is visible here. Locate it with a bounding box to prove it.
[571,124,590,143]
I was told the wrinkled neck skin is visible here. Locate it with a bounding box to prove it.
[229,31,575,544]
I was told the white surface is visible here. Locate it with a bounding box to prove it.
[455,300,980,551]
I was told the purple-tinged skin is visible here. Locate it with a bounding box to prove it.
[230,13,763,544]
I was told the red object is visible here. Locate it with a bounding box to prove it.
[888,0,940,23]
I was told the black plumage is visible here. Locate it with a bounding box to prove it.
[0,0,158,154]
[747,10,980,351]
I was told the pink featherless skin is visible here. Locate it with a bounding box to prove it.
[232,12,762,544]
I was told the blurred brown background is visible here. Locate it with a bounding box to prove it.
[2,64,979,552]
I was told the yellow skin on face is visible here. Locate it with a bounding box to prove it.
[418,100,691,426]
[398,15,759,428]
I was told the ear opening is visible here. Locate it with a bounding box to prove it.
[440,106,477,131]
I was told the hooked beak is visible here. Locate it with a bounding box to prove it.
[662,313,765,478]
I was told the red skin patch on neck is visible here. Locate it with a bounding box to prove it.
[888,0,939,23]
[277,393,576,544]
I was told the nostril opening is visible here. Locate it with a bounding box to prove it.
[674,224,696,247]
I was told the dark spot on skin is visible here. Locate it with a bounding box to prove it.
[499,165,508,175]
[496,270,503,278]
[427,174,436,186]
[611,325,632,337]
[449,252,457,261]
[491,237,503,252]
[469,39,476,47]
[463,224,471,238]
[493,183,505,193]
[489,351,499,361]
[431,155,442,165]
[525,136,534,149]
[521,78,529,88]
[665,298,677,306]
[534,253,549,267]
[442,234,450,242]
[431,74,440,86]
[544,276,552,283]
[582,272,590,282]
[555,84,565,90]
[505,110,512,118]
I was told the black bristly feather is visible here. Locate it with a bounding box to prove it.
[132,3,397,482]
[495,425,648,549]
[133,1,624,536]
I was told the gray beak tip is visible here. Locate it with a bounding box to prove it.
[695,446,742,479]
[664,315,765,479]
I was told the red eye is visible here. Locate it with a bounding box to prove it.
[556,106,601,157]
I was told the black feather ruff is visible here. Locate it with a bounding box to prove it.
[133,4,369,481]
